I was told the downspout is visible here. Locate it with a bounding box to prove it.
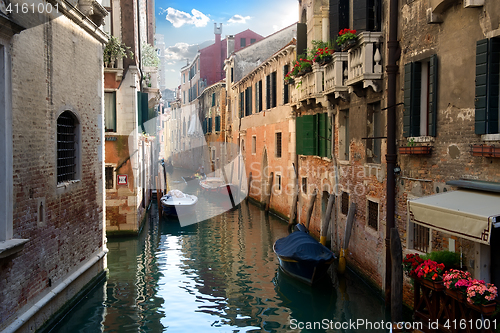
[385,0,400,306]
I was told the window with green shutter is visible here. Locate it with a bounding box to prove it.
[475,38,500,134]
[266,74,271,109]
[215,116,221,132]
[212,93,215,107]
[403,55,438,137]
[271,71,277,108]
[283,65,289,104]
[296,113,331,157]
[208,117,212,133]
[239,92,244,118]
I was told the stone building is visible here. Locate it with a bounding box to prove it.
[103,0,160,235]
[396,0,500,305]
[0,1,108,331]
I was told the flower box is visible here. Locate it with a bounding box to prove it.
[466,301,496,316]
[398,146,432,155]
[444,288,465,302]
[417,278,445,291]
[471,144,500,157]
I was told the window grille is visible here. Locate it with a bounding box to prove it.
[368,200,378,230]
[341,192,349,215]
[275,132,282,158]
[105,166,114,189]
[413,223,430,253]
[57,111,77,183]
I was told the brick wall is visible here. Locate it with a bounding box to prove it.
[0,18,105,331]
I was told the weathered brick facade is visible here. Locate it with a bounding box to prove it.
[0,8,107,332]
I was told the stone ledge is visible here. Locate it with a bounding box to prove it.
[0,238,29,259]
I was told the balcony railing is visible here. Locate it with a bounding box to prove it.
[345,32,383,92]
[296,63,324,102]
[324,53,348,98]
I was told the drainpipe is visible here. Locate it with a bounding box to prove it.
[385,0,400,307]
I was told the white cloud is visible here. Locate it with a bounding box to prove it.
[164,42,200,61]
[165,7,210,28]
[227,14,251,25]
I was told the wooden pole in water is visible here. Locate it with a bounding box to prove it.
[320,193,335,245]
[391,228,403,326]
[221,164,235,209]
[264,172,274,213]
[246,172,252,203]
[156,176,162,219]
[304,188,317,230]
[338,202,356,274]
[288,163,299,228]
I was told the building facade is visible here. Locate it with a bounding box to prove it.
[0,1,108,331]
[103,0,160,235]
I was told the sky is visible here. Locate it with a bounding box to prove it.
[155,0,299,90]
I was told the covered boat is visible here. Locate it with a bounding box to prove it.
[273,226,336,285]
[199,177,238,196]
[160,190,198,217]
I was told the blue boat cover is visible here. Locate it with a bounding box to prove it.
[274,231,335,264]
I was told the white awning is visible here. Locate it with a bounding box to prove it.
[408,190,500,245]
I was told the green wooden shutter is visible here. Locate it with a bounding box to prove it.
[266,75,271,109]
[476,39,489,134]
[258,80,263,111]
[141,92,149,133]
[299,115,316,155]
[428,54,438,136]
[212,93,215,107]
[272,72,277,108]
[203,118,207,134]
[248,86,252,115]
[318,113,327,157]
[489,38,500,133]
[208,117,212,133]
[137,91,142,133]
[215,116,220,132]
[403,62,421,137]
[283,65,289,104]
[296,116,304,155]
[326,113,332,159]
[240,92,244,118]
[255,82,260,112]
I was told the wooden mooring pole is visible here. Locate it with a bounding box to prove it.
[304,188,317,230]
[246,172,252,203]
[156,176,162,219]
[320,193,335,245]
[288,163,299,229]
[264,172,274,213]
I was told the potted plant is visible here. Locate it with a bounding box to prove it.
[466,279,498,315]
[414,259,446,290]
[104,36,133,68]
[296,56,313,76]
[403,253,424,277]
[443,269,472,301]
[311,40,334,66]
[336,28,358,51]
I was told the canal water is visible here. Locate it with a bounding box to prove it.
[48,169,389,333]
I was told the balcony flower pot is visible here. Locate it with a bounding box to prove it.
[444,288,465,302]
[341,39,357,51]
[398,146,432,155]
[417,278,445,291]
[466,302,496,316]
[316,55,333,66]
[471,144,500,157]
[297,66,312,77]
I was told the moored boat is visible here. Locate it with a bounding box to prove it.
[273,225,336,285]
[160,190,198,217]
[199,177,238,196]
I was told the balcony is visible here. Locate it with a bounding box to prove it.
[291,63,328,109]
[345,32,383,92]
[323,53,348,99]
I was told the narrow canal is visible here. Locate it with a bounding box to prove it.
[48,170,389,333]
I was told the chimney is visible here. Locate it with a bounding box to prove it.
[214,23,222,44]
[227,35,235,58]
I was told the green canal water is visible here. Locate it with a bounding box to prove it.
[48,171,389,333]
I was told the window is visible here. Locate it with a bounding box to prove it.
[250,38,256,44]
[215,116,221,132]
[102,0,112,35]
[255,80,263,112]
[266,72,277,109]
[211,147,216,161]
[352,0,381,32]
[275,132,282,158]
[341,192,349,215]
[367,200,378,230]
[239,91,244,118]
[252,136,256,154]
[366,102,382,164]
[339,109,349,160]
[403,55,438,137]
[296,113,332,158]
[231,67,234,83]
[245,86,252,116]
[276,174,282,191]
[475,38,500,134]
[240,38,246,47]
[104,92,116,132]
[212,93,215,107]
[283,65,289,104]
[105,166,114,189]
[57,111,78,183]
[301,177,307,194]
[410,223,430,253]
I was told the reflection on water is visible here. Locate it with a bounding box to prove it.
[49,168,388,333]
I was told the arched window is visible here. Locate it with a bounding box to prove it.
[57,111,78,183]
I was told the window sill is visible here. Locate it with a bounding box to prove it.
[481,134,500,142]
[0,239,29,259]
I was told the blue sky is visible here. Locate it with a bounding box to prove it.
[155,0,298,89]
